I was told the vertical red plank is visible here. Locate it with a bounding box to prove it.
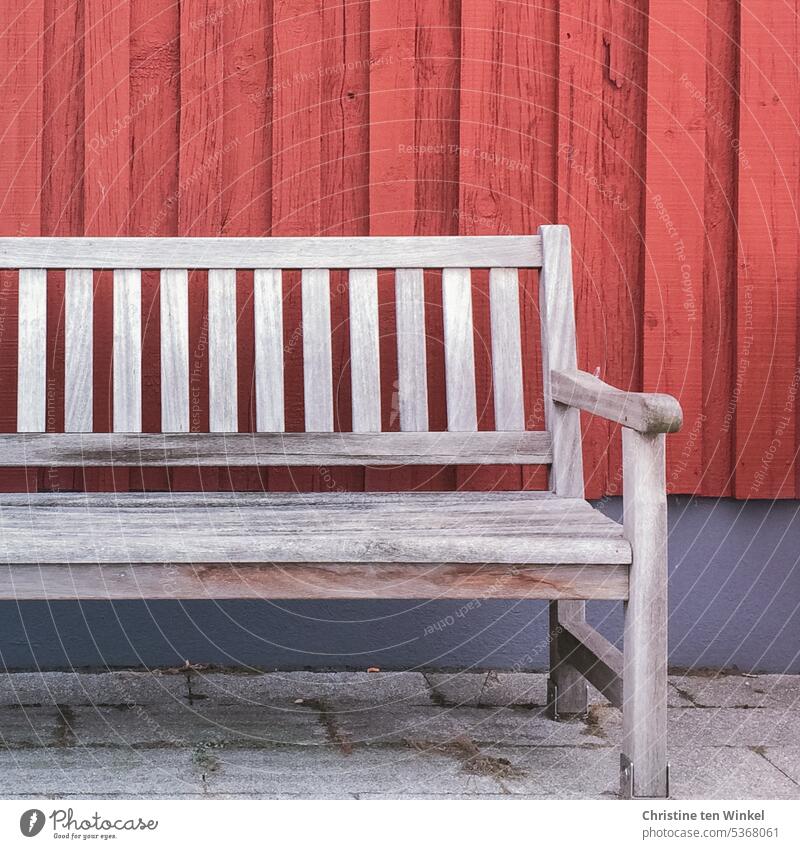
[320,0,370,492]
[557,1,648,499]
[0,0,44,492]
[178,0,225,491]
[40,1,84,491]
[701,0,738,496]
[84,0,131,492]
[270,0,323,492]
[643,1,707,494]
[129,0,180,491]
[367,0,457,492]
[735,1,799,498]
[459,0,556,492]
[222,0,271,491]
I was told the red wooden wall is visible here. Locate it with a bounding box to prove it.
[0,0,795,499]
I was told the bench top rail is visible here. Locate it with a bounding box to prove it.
[0,236,543,269]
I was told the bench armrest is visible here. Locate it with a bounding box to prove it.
[551,369,683,434]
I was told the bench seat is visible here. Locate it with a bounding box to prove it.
[0,492,630,601]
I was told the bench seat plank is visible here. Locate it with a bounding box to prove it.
[0,491,631,567]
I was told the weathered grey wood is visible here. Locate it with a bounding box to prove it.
[113,268,141,431]
[208,268,238,432]
[489,268,525,430]
[621,428,669,798]
[17,268,47,433]
[0,562,627,601]
[395,268,428,431]
[64,269,93,433]
[0,431,553,466]
[159,269,189,432]
[0,236,543,269]
[558,615,624,709]
[552,369,683,434]
[0,490,631,568]
[254,269,284,431]
[348,269,381,432]
[302,269,333,431]
[539,225,583,496]
[539,225,589,718]
[442,268,477,431]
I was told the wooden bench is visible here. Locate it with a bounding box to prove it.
[0,225,681,798]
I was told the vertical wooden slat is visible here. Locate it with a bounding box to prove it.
[65,269,93,432]
[208,268,238,432]
[254,269,284,432]
[489,268,525,431]
[17,269,47,433]
[643,0,707,492]
[302,269,333,432]
[159,269,189,433]
[395,269,429,432]
[349,269,381,433]
[113,269,141,432]
[442,268,477,432]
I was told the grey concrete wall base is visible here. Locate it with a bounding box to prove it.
[0,497,798,673]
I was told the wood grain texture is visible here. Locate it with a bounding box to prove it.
[622,428,668,797]
[0,431,552,466]
[302,269,333,432]
[16,268,47,432]
[113,269,141,432]
[643,0,706,490]
[208,268,238,432]
[0,562,629,602]
[395,269,429,432]
[159,269,189,433]
[539,226,583,497]
[490,268,525,431]
[0,236,543,270]
[735,0,799,498]
[254,269,284,432]
[552,369,683,434]
[65,269,93,432]
[348,269,381,433]
[443,268,477,432]
[558,616,624,709]
[0,0,44,491]
[0,489,631,567]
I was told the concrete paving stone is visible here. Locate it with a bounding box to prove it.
[482,745,619,799]
[0,706,64,748]
[669,707,800,748]
[424,672,489,706]
[668,746,800,800]
[67,702,327,748]
[465,672,548,706]
[670,673,800,710]
[0,747,203,797]
[0,671,188,707]
[202,745,504,797]
[758,746,800,787]
[334,704,616,748]
[190,671,434,709]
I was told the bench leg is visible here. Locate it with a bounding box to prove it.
[547,600,588,719]
[620,429,669,798]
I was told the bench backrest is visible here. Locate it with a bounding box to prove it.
[0,225,583,495]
